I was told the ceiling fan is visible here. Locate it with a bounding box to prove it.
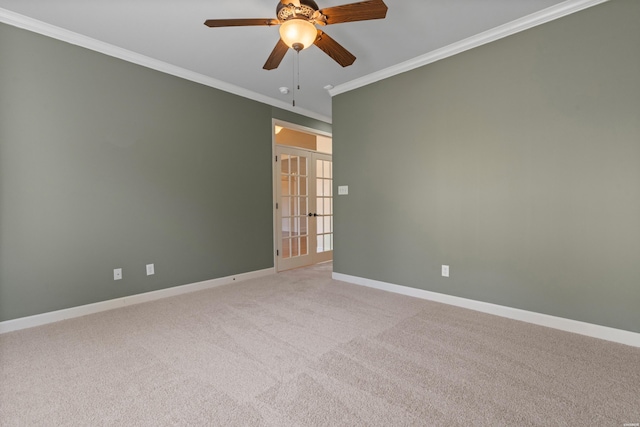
[204,0,388,70]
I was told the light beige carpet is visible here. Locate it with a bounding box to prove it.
[1,263,639,426]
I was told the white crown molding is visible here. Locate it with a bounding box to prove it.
[0,267,275,334]
[329,0,610,97]
[0,8,332,124]
[333,272,640,348]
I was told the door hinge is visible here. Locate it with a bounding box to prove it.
[276,250,279,256]
[275,155,278,162]
[276,202,279,209]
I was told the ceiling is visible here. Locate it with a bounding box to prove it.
[0,0,584,122]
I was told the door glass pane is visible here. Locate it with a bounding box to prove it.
[301,216,308,235]
[317,198,324,215]
[300,236,308,255]
[292,238,299,257]
[318,217,324,234]
[290,197,296,216]
[290,156,298,175]
[300,157,307,176]
[316,159,323,178]
[300,177,308,196]
[324,161,332,179]
[282,238,290,259]
[292,218,300,237]
[324,234,332,251]
[282,197,291,216]
[317,179,324,197]
[316,235,324,252]
[324,216,331,234]
[300,197,307,215]
[324,179,332,197]
[282,218,290,238]
[327,198,333,215]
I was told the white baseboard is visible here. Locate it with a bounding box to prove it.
[0,268,275,334]
[332,272,640,348]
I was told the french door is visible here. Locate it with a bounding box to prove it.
[276,146,333,271]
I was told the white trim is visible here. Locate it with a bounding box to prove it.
[0,268,275,334]
[272,119,332,273]
[0,8,331,124]
[329,0,610,97]
[272,119,280,272]
[332,272,640,348]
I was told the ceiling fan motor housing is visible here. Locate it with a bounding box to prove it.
[277,0,319,21]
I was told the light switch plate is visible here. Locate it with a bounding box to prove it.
[146,264,155,276]
[441,265,449,277]
[114,268,122,280]
[338,185,349,195]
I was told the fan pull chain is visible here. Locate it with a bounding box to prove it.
[292,51,296,107]
[297,50,301,91]
[291,49,302,108]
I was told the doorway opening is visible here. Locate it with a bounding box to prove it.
[273,121,332,272]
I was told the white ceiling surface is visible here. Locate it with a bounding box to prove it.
[0,0,578,122]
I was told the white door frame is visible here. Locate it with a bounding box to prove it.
[272,119,332,272]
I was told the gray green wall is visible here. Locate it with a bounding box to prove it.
[333,0,640,333]
[0,23,285,322]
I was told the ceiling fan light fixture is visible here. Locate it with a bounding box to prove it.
[279,19,317,51]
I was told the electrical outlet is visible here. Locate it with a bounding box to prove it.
[441,265,449,277]
[146,264,155,276]
[114,268,122,280]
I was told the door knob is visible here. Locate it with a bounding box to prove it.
[308,213,319,217]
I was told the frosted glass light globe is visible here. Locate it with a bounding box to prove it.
[279,19,317,51]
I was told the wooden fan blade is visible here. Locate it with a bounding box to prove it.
[320,0,388,25]
[313,30,356,67]
[263,39,290,70]
[281,0,301,7]
[204,18,280,27]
